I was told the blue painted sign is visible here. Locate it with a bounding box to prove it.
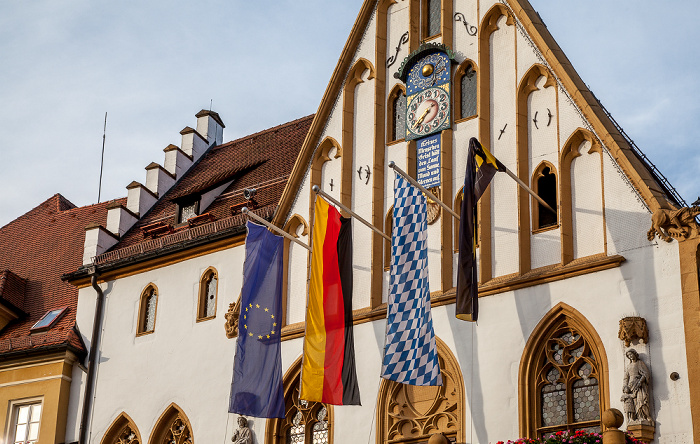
[416,134,441,188]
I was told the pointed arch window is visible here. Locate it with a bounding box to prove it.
[151,404,194,444]
[197,268,218,321]
[532,163,558,231]
[520,305,608,439]
[423,0,441,39]
[137,284,158,335]
[267,361,332,444]
[388,86,406,143]
[100,413,141,444]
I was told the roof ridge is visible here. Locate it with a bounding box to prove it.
[217,114,314,149]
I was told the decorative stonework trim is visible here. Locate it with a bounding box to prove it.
[477,3,515,284]
[618,317,649,347]
[100,412,142,444]
[518,302,610,438]
[278,254,624,341]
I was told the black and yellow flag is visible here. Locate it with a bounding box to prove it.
[456,138,504,321]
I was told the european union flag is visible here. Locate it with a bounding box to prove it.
[229,221,285,418]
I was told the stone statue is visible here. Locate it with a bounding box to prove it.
[231,416,252,444]
[647,199,700,243]
[225,299,241,339]
[620,386,635,423]
[622,350,652,424]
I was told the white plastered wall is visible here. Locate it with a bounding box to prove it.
[571,140,606,259]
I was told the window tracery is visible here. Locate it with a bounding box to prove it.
[100,413,141,444]
[268,361,332,444]
[520,304,608,439]
[377,338,464,444]
[151,404,194,444]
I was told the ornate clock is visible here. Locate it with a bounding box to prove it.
[404,50,452,141]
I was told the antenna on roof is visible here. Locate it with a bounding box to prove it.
[97,112,107,203]
[209,99,213,111]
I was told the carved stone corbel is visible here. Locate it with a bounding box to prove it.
[225,296,241,339]
[618,317,649,347]
[647,199,700,243]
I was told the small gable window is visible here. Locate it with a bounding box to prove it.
[424,0,441,39]
[137,284,158,335]
[533,164,558,230]
[198,268,218,321]
[178,198,199,223]
[31,307,67,332]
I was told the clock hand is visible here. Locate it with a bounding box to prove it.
[414,102,435,127]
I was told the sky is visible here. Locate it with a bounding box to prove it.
[1,1,698,227]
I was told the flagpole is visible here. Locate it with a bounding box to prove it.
[388,161,461,221]
[312,186,391,242]
[500,167,556,215]
[242,207,312,252]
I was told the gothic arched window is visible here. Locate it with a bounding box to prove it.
[520,304,608,439]
[455,62,477,121]
[197,267,218,321]
[388,86,406,143]
[151,404,194,444]
[532,163,558,230]
[101,413,141,444]
[137,284,158,335]
[267,360,332,444]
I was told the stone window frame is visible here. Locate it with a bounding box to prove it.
[100,412,141,444]
[136,283,158,336]
[519,303,609,439]
[454,60,478,123]
[387,84,407,145]
[196,267,218,322]
[531,161,559,233]
[266,357,333,444]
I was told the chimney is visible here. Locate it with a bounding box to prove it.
[83,223,119,265]
[195,110,225,146]
[125,181,157,217]
[145,162,176,197]
[180,127,208,161]
[105,201,138,237]
[163,144,192,179]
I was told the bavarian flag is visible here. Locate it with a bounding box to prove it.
[300,196,361,405]
[456,137,504,321]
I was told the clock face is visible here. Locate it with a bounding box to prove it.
[406,86,450,139]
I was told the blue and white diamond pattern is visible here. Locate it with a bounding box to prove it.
[381,173,442,386]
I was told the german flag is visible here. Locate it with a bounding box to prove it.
[300,196,360,405]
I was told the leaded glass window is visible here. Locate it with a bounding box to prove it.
[426,0,441,38]
[392,93,406,141]
[460,65,477,119]
[275,371,332,444]
[535,324,601,437]
[138,286,158,334]
[199,269,218,320]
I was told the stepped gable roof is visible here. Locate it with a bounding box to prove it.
[92,114,314,265]
[0,194,123,358]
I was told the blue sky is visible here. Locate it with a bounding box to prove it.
[1,1,698,227]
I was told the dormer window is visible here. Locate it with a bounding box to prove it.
[31,307,67,332]
[178,199,199,223]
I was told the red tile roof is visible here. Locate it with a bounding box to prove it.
[0,194,123,357]
[90,114,313,265]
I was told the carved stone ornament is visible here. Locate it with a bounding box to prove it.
[621,349,655,442]
[618,317,648,347]
[425,186,442,225]
[647,200,700,243]
[163,415,193,444]
[231,416,252,444]
[115,424,139,444]
[225,297,241,339]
